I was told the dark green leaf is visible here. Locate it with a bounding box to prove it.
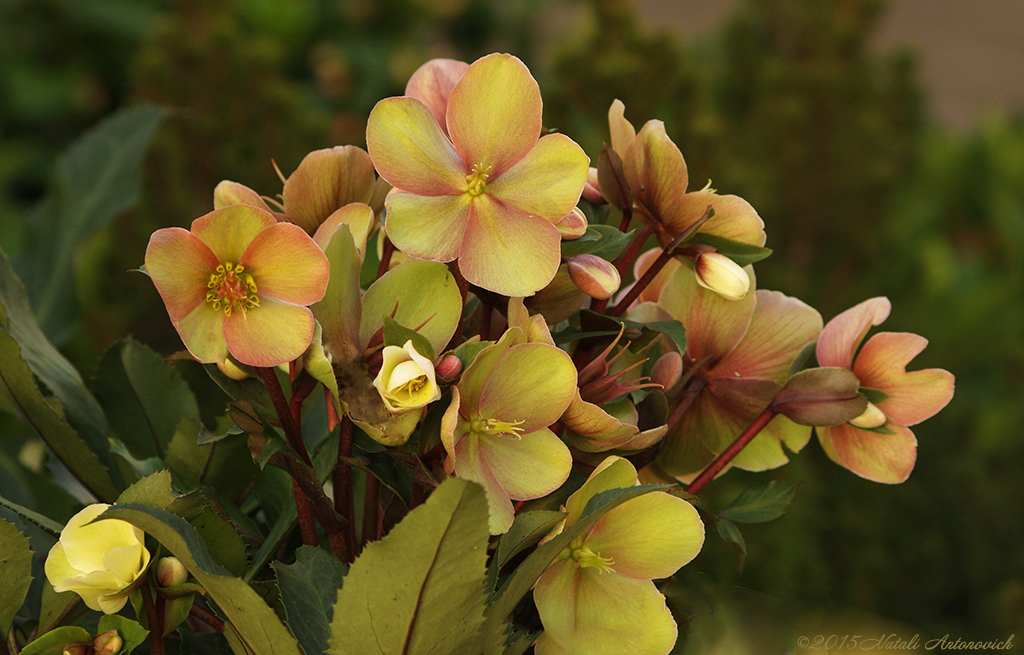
[644,320,687,354]
[0,494,63,537]
[717,480,797,524]
[15,106,166,343]
[102,503,302,655]
[683,232,773,267]
[97,615,150,655]
[275,546,348,655]
[328,479,490,655]
[560,224,635,261]
[92,338,200,460]
[20,626,92,655]
[860,386,891,405]
[0,517,33,636]
[496,510,566,569]
[714,517,747,573]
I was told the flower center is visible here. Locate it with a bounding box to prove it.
[470,416,525,437]
[571,545,615,573]
[388,361,428,396]
[465,163,492,197]
[206,262,259,317]
[848,401,887,429]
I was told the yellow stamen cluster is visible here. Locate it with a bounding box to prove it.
[470,416,525,438]
[206,262,259,317]
[570,545,615,573]
[465,163,492,197]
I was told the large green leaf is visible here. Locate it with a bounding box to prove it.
[0,328,119,501]
[327,478,490,655]
[97,615,150,655]
[20,626,92,655]
[14,105,166,343]
[92,338,201,460]
[0,517,33,637]
[275,546,348,655]
[101,503,302,655]
[716,480,797,524]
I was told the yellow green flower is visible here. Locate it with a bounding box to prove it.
[373,340,442,413]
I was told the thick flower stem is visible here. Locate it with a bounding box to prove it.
[608,228,691,318]
[617,204,634,233]
[292,479,318,547]
[334,416,357,562]
[141,579,165,655]
[377,236,395,279]
[686,408,778,495]
[189,603,225,632]
[591,221,656,314]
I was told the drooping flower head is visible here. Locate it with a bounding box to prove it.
[534,457,704,655]
[44,504,150,614]
[146,205,329,368]
[441,327,577,533]
[366,54,590,297]
[815,297,955,483]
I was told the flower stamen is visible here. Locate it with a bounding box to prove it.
[205,262,259,317]
[465,164,492,197]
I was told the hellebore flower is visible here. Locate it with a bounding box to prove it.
[146,205,329,368]
[693,252,751,301]
[366,53,590,297]
[815,297,955,483]
[441,327,576,533]
[373,340,442,413]
[44,504,150,614]
[607,100,766,252]
[639,263,822,480]
[533,457,705,655]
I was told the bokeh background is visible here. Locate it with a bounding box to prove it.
[1,0,1022,651]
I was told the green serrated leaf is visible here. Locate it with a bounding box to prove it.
[0,494,63,537]
[15,105,166,344]
[92,338,201,460]
[0,517,33,636]
[684,232,772,267]
[102,503,302,655]
[496,510,566,569]
[328,478,490,655]
[382,314,436,361]
[717,480,797,524]
[275,546,348,655]
[560,224,634,261]
[97,615,150,655]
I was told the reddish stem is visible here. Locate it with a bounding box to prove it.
[617,204,634,233]
[334,416,356,562]
[259,368,312,465]
[686,408,777,495]
[141,578,165,655]
[189,603,225,632]
[614,220,657,279]
[292,478,318,546]
[378,237,394,278]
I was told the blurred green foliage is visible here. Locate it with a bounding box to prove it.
[1,0,1021,646]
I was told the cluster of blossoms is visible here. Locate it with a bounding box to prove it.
[82,51,954,654]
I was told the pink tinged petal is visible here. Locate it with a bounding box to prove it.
[313,203,375,252]
[223,298,314,367]
[486,133,590,222]
[817,297,892,369]
[282,146,376,233]
[365,97,466,195]
[440,386,463,468]
[666,192,767,247]
[174,304,228,364]
[608,99,636,157]
[482,427,572,501]
[446,53,542,177]
[459,194,561,297]
[623,120,688,221]
[817,422,917,484]
[457,331,515,418]
[145,227,219,321]
[712,290,822,384]
[585,492,704,579]
[534,563,678,655]
[384,191,470,263]
[656,393,719,482]
[454,433,515,534]
[477,342,577,433]
[191,205,277,264]
[404,58,469,132]
[213,180,272,212]
[853,332,955,426]
[561,392,639,452]
[241,222,328,305]
[657,261,756,367]
[699,376,780,454]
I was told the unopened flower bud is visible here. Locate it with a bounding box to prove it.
[694,252,750,301]
[848,401,887,429]
[581,167,606,204]
[649,352,683,390]
[554,207,588,240]
[156,556,188,588]
[93,631,122,655]
[63,643,91,655]
[435,354,463,381]
[568,254,621,300]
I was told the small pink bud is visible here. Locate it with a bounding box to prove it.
[554,207,588,240]
[694,252,750,301]
[848,401,887,429]
[156,556,188,588]
[93,631,122,655]
[435,354,463,381]
[581,167,606,204]
[568,254,621,300]
[649,352,683,390]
